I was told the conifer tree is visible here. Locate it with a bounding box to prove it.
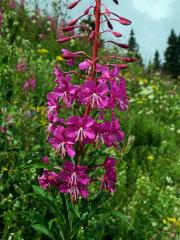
[128,29,139,52]
[128,29,143,66]
[164,29,179,79]
[153,50,161,71]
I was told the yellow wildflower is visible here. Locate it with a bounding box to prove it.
[147,155,154,161]
[56,55,64,61]
[163,219,167,224]
[137,99,144,104]
[167,217,179,224]
[40,119,48,126]
[37,48,48,54]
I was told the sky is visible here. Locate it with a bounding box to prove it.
[70,0,180,63]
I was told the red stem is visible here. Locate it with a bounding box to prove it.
[91,0,101,80]
[83,0,101,117]
[78,0,101,164]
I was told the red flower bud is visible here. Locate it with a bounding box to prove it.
[84,6,92,15]
[117,43,129,49]
[57,37,72,43]
[121,57,137,62]
[112,0,119,4]
[62,26,75,32]
[112,31,122,37]
[67,0,81,9]
[117,64,128,69]
[105,7,110,17]
[119,17,132,25]
[107,20,113,30]
[68,18,79,26]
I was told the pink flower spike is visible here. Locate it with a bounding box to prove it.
[67,0,81,9]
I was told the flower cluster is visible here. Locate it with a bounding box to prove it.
[16,59,27,73]
[39,0,135,202]
[23,76,36,92]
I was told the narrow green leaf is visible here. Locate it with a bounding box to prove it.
[111,210,132,228]
[31,224,55,239]
[32,185,48,199]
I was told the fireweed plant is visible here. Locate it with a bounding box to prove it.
[38,0,136,203]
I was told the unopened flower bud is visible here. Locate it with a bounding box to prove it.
[67,0,81,9]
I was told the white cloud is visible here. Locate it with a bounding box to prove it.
[132,0,175,20]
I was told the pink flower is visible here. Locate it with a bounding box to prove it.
[96,118,124,147]
[38,170,59,189]
[78,80,109,109]
[66,116,95,143]
[47,92,59,122]
[117,77,129,111]
[42,156,49,164]
[23,77,36,92]
[0,126,7,133]
[101,157,116,193]
[16,60,27,73]
[103,118,124,147]
[39,33,46,40]
[59,161,90,202]
[54,80,78,107]
[8,1,16,10]
[49,126,75,158]
[79,60,91,70]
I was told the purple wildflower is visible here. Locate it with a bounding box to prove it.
[59,161,90,202]
[78,80,109,109]
[49,126,75,158]
[101,157,116,193]
[66,116,95,143]
[42,156,49,164]
[23,77,36,92]
[102,118,124,147]
[0,126,7,133]
[79,60,91,70]
[54,83,77,107]
[47,92,59,122]
[38,170,59,189]
[16,60,27,73]
[8,1,16,9]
